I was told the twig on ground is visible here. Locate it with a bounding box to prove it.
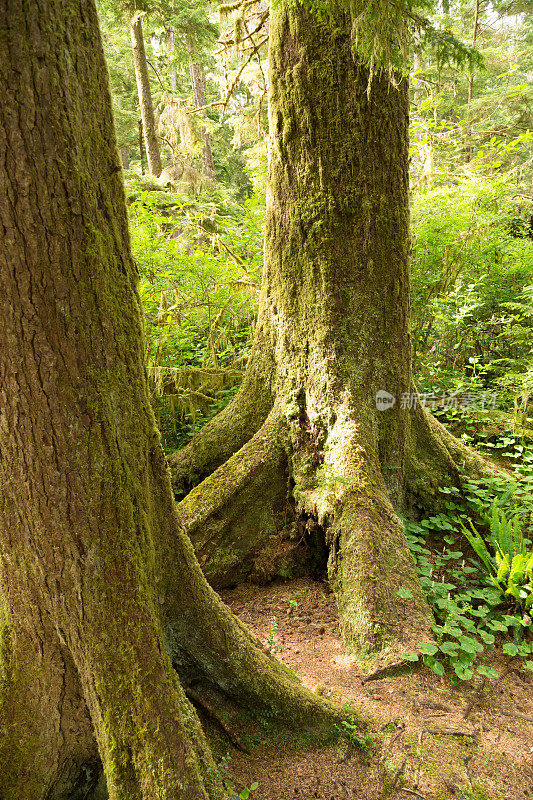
[425,728,478,738]
[498,710,533,723]
[362,659,410,684]
[390,727,406,747]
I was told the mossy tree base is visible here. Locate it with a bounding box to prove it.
[169,3,500,653]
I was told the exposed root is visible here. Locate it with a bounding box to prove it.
[174,401,437,653]
[327,464,434,652]
[176,411,289,588]
[164,529,344,737]
[185,685,251,753]
[407,405,507,513]
[284,405,435,652]
[168,356,275,499]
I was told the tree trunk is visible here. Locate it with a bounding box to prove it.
[468,0,480,105]
[188,43,216,181]
[131,14,162,177]
[0,2,340,798]
[464,0,480,162]
[138,117,145,173]
[120,144,130,169]
[169,2,493,651]
[169,27,178,92]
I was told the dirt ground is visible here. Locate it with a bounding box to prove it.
[217,577,533,800]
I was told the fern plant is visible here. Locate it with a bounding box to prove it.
[461,504,533,611]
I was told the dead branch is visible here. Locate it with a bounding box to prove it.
[362,659,411,683]
[425,728,478,738]
[221,36,269,119]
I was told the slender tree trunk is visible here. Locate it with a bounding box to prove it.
[169,27,178,92]
[413,49,424,107]
[464,0,480,162]
[138,117,145,173]
[0,2,340,798]
[120,144,130,169]
[468,0,480,104]
[131,14,162,176]
[169,2,493,651]
[188,42,216,181]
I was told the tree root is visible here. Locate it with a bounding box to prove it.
[328,478,434,651]
[184,685,251,753]
[406,405,506,513]
[168,357,275,499]
[176,411,290,588]
[163,525,344,737]
[175,404,436,653]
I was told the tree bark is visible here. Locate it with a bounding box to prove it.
[138,117,145,173]
[131,14,162,177]
[0,2,340,798]
[188,42,216,181]
[169,2,496,651]
[120,144,130,169]
[169,27,178,92]
[468,0,480,105]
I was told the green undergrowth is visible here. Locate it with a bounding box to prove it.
[336,716,375,763]
[400,438,533,683]
[126,176,262,451]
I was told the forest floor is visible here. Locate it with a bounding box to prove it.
[218,577,533,800]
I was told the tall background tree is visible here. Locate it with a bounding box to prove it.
[130,7,162,175]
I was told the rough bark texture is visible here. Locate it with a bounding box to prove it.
[131,15,162,177]
[188,44,216,181]
[0,2,340,799]
[169,2,497,652]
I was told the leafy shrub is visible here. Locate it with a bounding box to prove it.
[401,456,533,681]
[461,505,533,611]
[126,178,263,450]
[411,175,533,410]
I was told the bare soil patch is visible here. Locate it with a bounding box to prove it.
[218,578,533,800]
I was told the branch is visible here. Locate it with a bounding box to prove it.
[216,8,269,52]
[146,58,168,92]
[221,36,269,119]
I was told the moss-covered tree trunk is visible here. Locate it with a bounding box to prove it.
[169,2,491,651]
[131,13,162,177]
[188,43,216,181]
[0,2,339,798]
